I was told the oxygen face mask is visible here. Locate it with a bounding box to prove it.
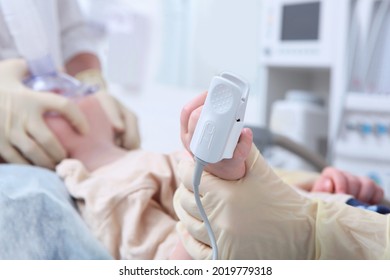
[23,60,98,100]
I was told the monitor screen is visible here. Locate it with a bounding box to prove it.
[281,2,320,41]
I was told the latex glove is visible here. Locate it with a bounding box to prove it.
[174,144,390,260]
[0,59,89,168]
[75,69,141,150]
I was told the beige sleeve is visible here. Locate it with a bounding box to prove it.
[56,149,184,260]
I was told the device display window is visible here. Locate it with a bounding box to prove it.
[281,1,321,41]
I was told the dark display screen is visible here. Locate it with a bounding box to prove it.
[281,2,320,41]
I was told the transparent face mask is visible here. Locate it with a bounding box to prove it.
[24,71,98,100]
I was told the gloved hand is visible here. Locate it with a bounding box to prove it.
[0,59,89,169]
[174,144,316,259]
[75,69,141,150]
[174,144,390,259]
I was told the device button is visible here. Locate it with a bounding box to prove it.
[358,123,372,135]
[375,124,388,135]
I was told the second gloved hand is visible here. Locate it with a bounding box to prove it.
[0,59,89,169]
[75,69,141,150]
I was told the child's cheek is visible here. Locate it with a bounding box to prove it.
[44,116,80,151]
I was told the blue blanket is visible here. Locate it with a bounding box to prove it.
[0,164,112,260]
[346,198,390,215]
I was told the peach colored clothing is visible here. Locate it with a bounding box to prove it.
[56,149,186,260]
[56,151,350,260]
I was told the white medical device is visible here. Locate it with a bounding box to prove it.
[269,90,328,171]
[259,0,339,66]
[190,72,250,163]
[190,72,249,260]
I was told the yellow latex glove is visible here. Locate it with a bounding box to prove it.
[75,69,141,150]
[174,144,390,259]
[0,59,89,169]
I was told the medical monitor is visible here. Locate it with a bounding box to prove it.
[260,0,345,67]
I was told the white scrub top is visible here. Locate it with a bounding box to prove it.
[0,0,98,69]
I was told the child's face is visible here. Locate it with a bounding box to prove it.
[45,95,115,154]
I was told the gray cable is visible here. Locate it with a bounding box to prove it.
[193,157,218,260]
[247,125,328,171]
[272,133,328,171]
